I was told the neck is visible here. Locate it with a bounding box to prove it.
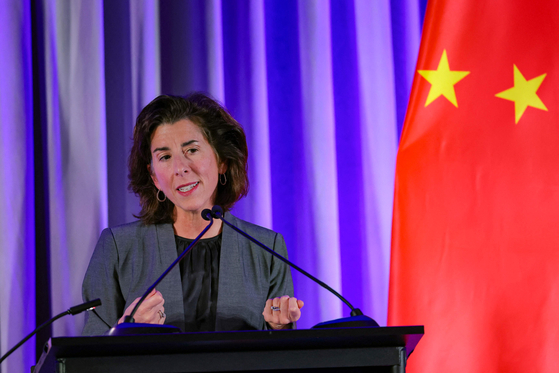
[173,209,224,239]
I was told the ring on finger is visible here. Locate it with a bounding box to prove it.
[271,306,281,311]
[158,310,165,319]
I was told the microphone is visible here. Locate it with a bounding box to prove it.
[0,299,101,365]
[108,209,214,336]
[211,205,379,328]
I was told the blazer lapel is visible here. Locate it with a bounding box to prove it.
[215,212,268,331]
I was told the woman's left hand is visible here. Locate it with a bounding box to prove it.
[263,295,304,330]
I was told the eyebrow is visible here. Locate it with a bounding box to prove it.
[152,140,199,153]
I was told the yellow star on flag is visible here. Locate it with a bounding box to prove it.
[495,65,547,124]
[418,50,470,107]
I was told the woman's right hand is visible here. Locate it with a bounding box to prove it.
[118,289,166,325]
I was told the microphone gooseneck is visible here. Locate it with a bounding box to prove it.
[210,205,378,328]
[0,299,101,365]
[124,209,214,324]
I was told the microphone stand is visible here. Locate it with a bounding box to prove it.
[211,205,379,328]
[0,299,101,365]
[109,209,214,336]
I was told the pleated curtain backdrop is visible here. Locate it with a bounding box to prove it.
[0,1,425,371]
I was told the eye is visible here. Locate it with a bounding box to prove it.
[158,154,171,161]
[184,148,199,155]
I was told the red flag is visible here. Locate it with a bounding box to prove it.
[389,1,559,372]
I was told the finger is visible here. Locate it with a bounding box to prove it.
[265,297,284,328]
[157,307,167,324]
[272,297,282,324]
[135,292,165,324]
[269,297,286,325]
[137,302,163,323]
[263,299,273,320]
[297,299,305,309]
[142,291,165,311]
[146,290,165,304]
[151,303,166,324]
[147,305,166,325]
[279,295,291,325]
[288,297,301,322]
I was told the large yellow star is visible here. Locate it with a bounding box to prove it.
[495,65,547,124]
[418,50,470,107]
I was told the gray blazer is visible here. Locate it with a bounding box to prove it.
[82,212,294,335]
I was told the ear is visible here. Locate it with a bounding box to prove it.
[148,164,161,190]
[218,161,228,175]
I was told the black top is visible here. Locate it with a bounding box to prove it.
[175,234,221,332]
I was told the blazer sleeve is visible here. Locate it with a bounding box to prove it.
[266,232,298,329]
[267,233,295,299]
[81,228,125,335]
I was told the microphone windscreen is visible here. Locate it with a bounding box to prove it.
[201,209,213,221]
[68,299,102,315]
[211,205,224,219]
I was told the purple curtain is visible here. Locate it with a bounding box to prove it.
[0,1,425,371]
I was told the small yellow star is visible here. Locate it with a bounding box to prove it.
[418,50,470,107]
[495,65,547,124]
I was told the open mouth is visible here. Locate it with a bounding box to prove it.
[178,182,199,192]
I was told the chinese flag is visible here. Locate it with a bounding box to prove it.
[389,0,559,372]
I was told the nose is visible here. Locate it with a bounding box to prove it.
[174,157,190,175]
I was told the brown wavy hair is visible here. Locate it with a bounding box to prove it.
[128,93,249,224]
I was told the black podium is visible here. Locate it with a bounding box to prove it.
[34,326,423,373]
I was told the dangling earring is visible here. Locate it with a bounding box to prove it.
[156,189,167,202]
[219,173,227,185]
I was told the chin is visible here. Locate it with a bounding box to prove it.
[176,203,210,216]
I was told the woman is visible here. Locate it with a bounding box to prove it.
[82,93,303,335]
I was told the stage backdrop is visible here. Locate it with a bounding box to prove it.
[0,1,425,371]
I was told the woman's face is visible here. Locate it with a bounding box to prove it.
[149,119,225,219]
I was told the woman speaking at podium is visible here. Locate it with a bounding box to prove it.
[82,93,303,335]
